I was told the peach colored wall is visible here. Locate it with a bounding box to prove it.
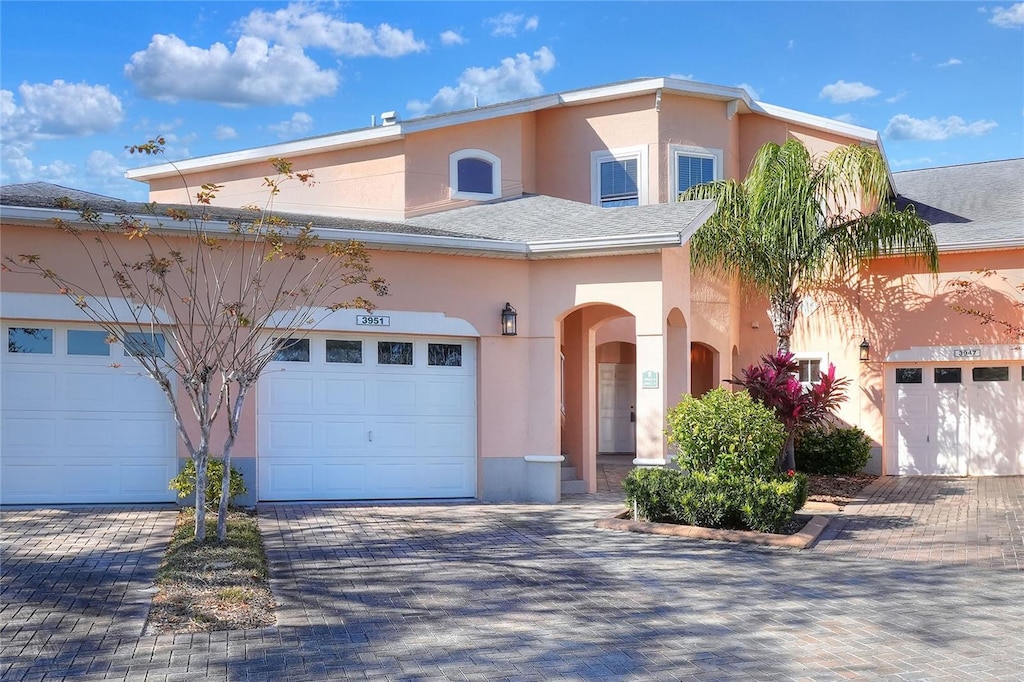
[403,116,527,216]
[534,96,659,203]
[596,341,637,364]
[737,113,866,178]
[657,94,738,200]
[148,141,407,220]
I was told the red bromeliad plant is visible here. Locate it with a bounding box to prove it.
[727,352,850,472]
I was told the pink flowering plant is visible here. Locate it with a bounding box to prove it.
[728,352,850,472]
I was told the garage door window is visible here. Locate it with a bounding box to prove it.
[934,367,962,384]
[378,341,413,365]
[428,343,462,367]
[326,339,362,364]
[7,327,53,354]
[125,332,166,358]
[272,338,309,362]
[972,366,1009,382]
[895,368,923,384]
[68,330,111,356]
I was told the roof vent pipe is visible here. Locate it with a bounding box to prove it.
[380,110,398,126]
[371,114,376,127]
[474,96,479,108]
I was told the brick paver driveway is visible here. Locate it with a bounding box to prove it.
[3,477,1023,680]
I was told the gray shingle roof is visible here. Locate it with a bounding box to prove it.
[0,182,471,239]
[406,194,715,241]
[893,159,1023,247]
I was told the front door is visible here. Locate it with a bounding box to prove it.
[598,363,636,454]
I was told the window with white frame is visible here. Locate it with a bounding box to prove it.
[591,147,648,208]
[793,353,827,386]
[670,145,723,199]
[449,149,501,200]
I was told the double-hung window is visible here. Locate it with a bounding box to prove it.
[449,149,501,200]
[793,353,827,387]
[670,145,722,199]
[591,147,648,208]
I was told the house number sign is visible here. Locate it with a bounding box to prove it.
[641,370,660,389]
[953,348,981,358]
[356,315,391,327]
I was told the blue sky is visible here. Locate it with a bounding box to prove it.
[2,1,1022,201]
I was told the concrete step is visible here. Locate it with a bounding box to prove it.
[561,479,587,495]
[560,465,577,481]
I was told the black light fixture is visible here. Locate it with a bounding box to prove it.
[859,338,870,362]
[501,302,518,336]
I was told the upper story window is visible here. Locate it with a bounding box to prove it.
[591,146,648,208]
[449,149,501,201]
[670,145,723,199]
[793,353,827,386]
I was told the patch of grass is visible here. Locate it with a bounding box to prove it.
[146,508,275,634]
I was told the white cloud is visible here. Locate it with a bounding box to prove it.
[819,80,880,104]
[37,159,77,184]
[832,113,858,124]
[937,58,963,67]
[885,91,907,104]
[990,3,1024,27]
[787,39,795,49]
[1,80,124,140]
[891,156,934,168]
[268,112,314,139]
[238,3,425,56]
[486,13,539,37]
[884,114,998,141]
[440,30,465,46]
[407,46,555,115]
[214,125,238,140]
[85,150,127,180]
[124,34,338,106]
[736,83,760,100]
[669,73,695,81]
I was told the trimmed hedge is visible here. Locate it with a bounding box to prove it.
[623,467,809,534]
[795,425,872,475]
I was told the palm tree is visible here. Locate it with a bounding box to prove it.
[683,139,939,353]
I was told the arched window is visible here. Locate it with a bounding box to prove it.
[449,149,501,200]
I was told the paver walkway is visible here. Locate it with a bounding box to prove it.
[2,478,1023,681]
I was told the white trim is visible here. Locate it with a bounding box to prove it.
[750,101,879,143]
[668,144,723,200]
[524,455,565,463]
[591,146,649,207]
[792,351,829,386]
[449,149,502,201]
[263,308,481,337]
[0,292,173,324]
[885,345,1024,363]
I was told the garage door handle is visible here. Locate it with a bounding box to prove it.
[368,430,373,442]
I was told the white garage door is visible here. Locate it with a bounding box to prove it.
[1,323,177,504]
[888,362,1024,475]
[257,333,476,501]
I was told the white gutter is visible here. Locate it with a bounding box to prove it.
[936,238,1024,253]
[750,101,878,143]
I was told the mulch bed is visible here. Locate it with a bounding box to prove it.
[806,473,878,506]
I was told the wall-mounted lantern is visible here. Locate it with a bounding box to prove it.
[501,302,518,336]
[859,338,871,362]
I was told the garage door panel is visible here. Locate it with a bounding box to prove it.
[1,463,59,498]
[3,417,57,447]
[265,464,315,496]
[320,464,368,497]
[267,377,315,410]
[421,380,474,414]
[3,369,56,409]
[372,420,418,449]
[268,419,315,450]
[120,463,177,494]
[63,416,116,447]
[419,420,474,451]
[324,379,366,410]
[322,420,367,449]
[375,380,417,412]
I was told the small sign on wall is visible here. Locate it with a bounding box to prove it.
[356,314,390,327]
[641,370,660,389]
[953,348,981,358]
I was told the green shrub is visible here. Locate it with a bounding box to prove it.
[667,471,745,529]
[622,467,683,522]
[795,425,872,475]
[740,474,806,533]
[169,457,247,508]
[666,387,785,479]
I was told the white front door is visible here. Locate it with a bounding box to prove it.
[598,363,636,454]
[257,333,476,501]
[1,323,177,504]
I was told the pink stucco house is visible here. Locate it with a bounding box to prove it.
[2,77,1021,505]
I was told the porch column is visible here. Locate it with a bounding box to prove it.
[634,333,668,465]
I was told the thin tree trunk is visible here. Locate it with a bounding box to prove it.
[216,384,250,541]
[194,447,208,541]
[768,293,800,354]
[777,433,797,473]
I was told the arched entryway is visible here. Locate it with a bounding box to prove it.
[596,320,637,455]
[690,342,720,397]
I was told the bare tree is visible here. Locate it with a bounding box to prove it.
[947,269,1024,342]
[4,139,387,541]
